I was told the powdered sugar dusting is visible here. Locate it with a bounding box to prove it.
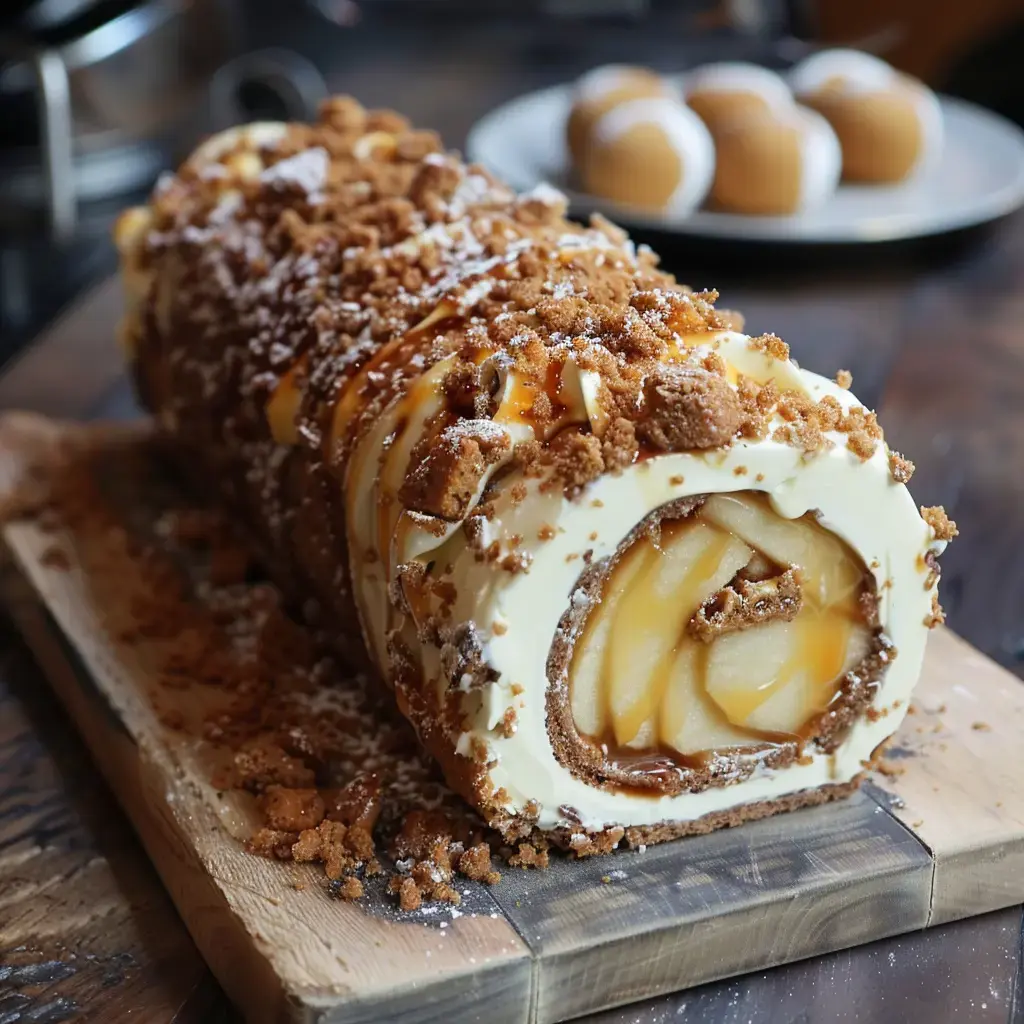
[259,147,329,196]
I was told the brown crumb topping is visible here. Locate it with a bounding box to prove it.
[921,505,958,541]
[400,420,511,520]
[393,876,422,911]
[888,450,915,484]
[260,786,325,832]
[506,840,551,869]
[336,876,364,900]
[689,569,802,642]
[924,592,946,629]
[748,333,790,362]
[458,843,502,884]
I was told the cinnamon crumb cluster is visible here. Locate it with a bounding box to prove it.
[888,450,915,484]
[689,568,803,642]
[921,505,958,542]
[127,95,746,514]
[126,93,935,542]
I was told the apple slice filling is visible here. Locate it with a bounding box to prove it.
[568,492,873,766]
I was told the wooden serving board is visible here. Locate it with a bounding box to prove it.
[2,423,1024,1024]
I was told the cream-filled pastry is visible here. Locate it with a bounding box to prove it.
[709,104,841,215]
[683,62,794,135]
[117,94,954,850]
[566,64,673,166]
[579,97,715,215]
[788,49,944,183]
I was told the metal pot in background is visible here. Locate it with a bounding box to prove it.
[0,0,329,240]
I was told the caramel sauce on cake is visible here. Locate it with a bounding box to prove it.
[494,357,573,434]
[568,492,872,783]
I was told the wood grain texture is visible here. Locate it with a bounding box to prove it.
[864,629,1024,927]
[0,622,232,1024]
[585,905,1024,1024]
[489,791,930,1023]
[0,509,532,1024]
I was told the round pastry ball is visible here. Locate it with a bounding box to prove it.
[566,65,673,166]
[684,62,793,136]
[709,105,841,216]
[788,49,943,183]
[580,98,715,215]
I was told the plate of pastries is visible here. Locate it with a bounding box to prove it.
[467,49,1024,243]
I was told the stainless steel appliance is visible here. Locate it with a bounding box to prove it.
[0,0,327,238]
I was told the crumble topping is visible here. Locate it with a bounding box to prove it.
[11,430,571,912]
[921,505,958,542]
[399,420,511,520]
[747,333,790,362]
[924,593,946,629]
[126,95,745,510]
[888,450,915,484]
[689,568,803,642]
[635,365,743,452]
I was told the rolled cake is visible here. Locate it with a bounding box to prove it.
[115,97,954,848]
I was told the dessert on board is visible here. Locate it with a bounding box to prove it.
[115,95,953,852]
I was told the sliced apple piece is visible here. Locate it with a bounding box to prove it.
[569,597,617,739]
[743,669,814,735]
[704,618,796,727]
[607,524,752,746]
[659,640,757,754]
[701,494,862,609]
[265,358,307,446]
[707,613,873,734]
[569,539,652,738]
[626,717,657,750]
[745,618,871,735]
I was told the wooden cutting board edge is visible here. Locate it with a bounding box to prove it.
[0,550,536,1024]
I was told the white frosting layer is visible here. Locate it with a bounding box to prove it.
[788,49,897,97]
[684,62,794,112]
[592,98,716,215]
[352,331,945,834]
[574,64,673,104]
[789,106,843,211]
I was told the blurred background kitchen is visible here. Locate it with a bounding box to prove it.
[2,0,1023,367]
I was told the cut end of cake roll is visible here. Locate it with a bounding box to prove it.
[116,95,955,850]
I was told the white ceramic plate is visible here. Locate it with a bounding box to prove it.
[466,81,1024,244]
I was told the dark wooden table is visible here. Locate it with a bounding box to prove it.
[3,125,1024,1023]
